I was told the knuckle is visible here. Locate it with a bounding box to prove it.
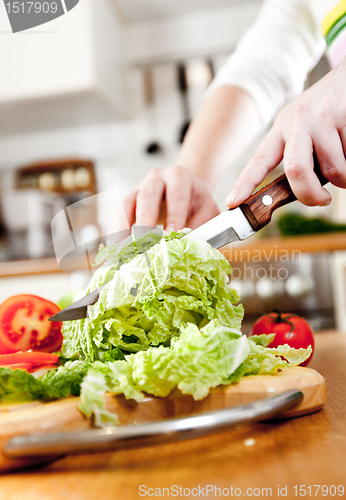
[275,108,287,124]
[315,107,330,123]
[252,149,269,166]
[322,162,346,187]
[284,159,305,180]
[169,190,188,204]
[137,185,157,203]
[322,163,340,178]
[292,98,308,118]
[147,168,162,179]
[171,165,189,179]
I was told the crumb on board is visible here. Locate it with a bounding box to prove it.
[243,438,256,447]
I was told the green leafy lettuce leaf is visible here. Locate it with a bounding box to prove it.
[0,362,91,403]
[0,367,46,403]
[40,361,92,398]
[62,230,243,361]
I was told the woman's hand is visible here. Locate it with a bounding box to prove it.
[120,165,220,232]
[108,86,261,241]
[226,57,346,209]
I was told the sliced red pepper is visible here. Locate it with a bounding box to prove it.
[0,351,59,366]
[5,363,34,371]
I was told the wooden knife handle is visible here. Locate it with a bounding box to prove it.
[239,154,329,231]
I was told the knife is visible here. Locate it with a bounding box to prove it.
[4,390,303,459]
[49,156,328,322]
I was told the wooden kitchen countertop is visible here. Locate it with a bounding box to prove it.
[2,232,346,277]
[0,331,345,499]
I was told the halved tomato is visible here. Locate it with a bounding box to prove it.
[0,295,63,354]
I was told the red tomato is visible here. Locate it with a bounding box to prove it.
[250,312,315,367]
[0,295,63,355]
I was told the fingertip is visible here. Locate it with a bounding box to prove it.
[225,188,237,208]
[165,224,176,232]
[225,187,251,208]
[319,199,332,207]
[319,188,332,206]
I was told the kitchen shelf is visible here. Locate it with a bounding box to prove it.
[0,256,92,278]
[15,158,97,195]
[1,232,346,278]
[219,232,346,262]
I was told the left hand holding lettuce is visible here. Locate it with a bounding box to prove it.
[0,230,312,425]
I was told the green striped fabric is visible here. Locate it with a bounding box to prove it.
[326,11,346,46]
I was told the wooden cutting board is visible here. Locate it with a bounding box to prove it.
[0,366,326,473]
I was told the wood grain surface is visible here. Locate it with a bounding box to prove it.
[239,174,297,231]
[0,366,326,473]
[0,332,344,500]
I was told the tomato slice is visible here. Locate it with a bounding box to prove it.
[5,363,34,371]
[0,352,59,366]
[0,295,63,354]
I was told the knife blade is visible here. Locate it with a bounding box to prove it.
[50,155,328,322]
[49,283,109,322]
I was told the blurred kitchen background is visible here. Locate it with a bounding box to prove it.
[1,0,346,332]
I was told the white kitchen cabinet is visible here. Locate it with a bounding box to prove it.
[0,0,125,133]
[123,2,261,65]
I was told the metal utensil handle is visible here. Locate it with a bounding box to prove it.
[5,390,303,459]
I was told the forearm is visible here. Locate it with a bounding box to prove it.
[175,86,262,190]
[177,0,325,192]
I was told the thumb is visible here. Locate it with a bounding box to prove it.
[226,128,285,208]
